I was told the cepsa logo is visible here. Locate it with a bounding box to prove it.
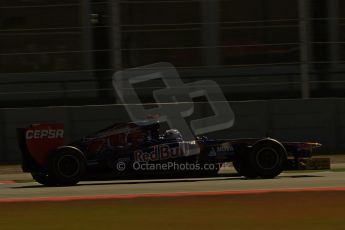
[26,129,64,140]
[134,145,185,162]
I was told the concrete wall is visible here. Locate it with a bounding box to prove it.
[0,72,97,104]
[1,98,344,164]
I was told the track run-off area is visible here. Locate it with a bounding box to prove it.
[1,170,345,202]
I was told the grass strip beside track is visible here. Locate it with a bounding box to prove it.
[0,191,344,230]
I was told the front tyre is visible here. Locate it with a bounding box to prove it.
[48,147,86,186]
[249,139,287,179]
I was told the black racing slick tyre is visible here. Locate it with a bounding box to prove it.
[249,139,287,179]
[48,147,86,186]
[31,172,57,186]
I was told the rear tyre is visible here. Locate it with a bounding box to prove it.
[48,147,86,186]
[249,139,287,179]
[31,172,57,186]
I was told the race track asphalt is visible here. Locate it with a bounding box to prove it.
[1,170,345,201]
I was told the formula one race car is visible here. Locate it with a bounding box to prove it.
[17,121,321,186]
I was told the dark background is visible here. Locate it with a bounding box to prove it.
[0,0,345,163]
[0,0,344,107]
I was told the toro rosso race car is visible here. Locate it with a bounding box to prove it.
[17,121,321,186]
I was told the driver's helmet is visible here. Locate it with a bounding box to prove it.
[164,129,183,141]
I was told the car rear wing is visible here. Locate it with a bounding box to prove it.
[17,123,64,172]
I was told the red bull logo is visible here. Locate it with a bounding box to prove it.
[134,145,184,162]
